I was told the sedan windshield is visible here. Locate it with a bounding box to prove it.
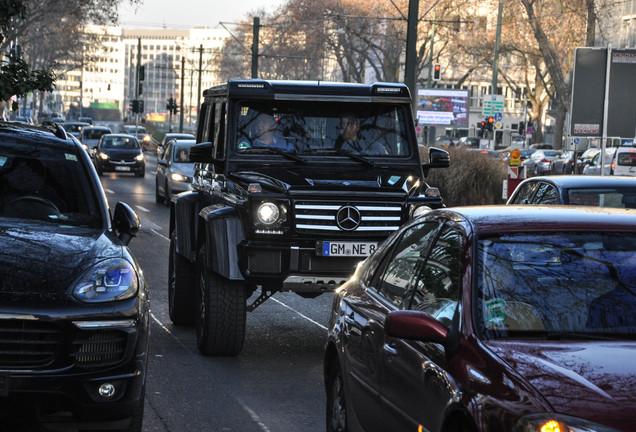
[477,232,636,339]
[235,101,412,157]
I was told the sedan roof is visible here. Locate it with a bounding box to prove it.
[520,175,636,188]
[425,205,636,235]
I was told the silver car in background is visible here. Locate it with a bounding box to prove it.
[155,139,196,205]
[523,149,562,176]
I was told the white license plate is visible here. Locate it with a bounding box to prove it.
[115,166,131,171]
[320,241,378,257]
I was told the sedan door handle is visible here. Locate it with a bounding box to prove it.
[383,343,397,356]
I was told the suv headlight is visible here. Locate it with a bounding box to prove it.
[73,258,138,303]
[257,202,280,225]
[512,413,619,432]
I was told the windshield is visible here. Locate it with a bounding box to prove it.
[235,101,412,157]
[102,136,140,150]
[173,144,194,163]
[84,129,110,140]
[476,232,636,339]
[0,148,102,227]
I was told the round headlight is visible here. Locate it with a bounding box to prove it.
[257,202,280,225]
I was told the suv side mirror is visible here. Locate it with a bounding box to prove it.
[113,201,140,245]
[422,147,450,176]
[189,142,216,163]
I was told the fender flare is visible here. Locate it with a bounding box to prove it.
[199,204,245,281]
[170,191,200,262]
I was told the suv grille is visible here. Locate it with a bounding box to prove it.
[0,321,62,368]
[294,201,403,235]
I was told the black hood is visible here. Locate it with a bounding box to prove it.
[0,221,123,307]
[231,164,423,194]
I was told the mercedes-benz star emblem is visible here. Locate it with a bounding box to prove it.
[336,206,361,231]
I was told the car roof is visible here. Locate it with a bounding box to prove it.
[424,205,636,235]
[84,125,111,130]
[0,121,78,151]
[517,175,636,188]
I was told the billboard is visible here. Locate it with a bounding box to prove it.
[416,88,469,127]
[570,47,636,138]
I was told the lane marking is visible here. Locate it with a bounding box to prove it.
[150,312,271,432]
[271,297,328,331]
[151,229,170,241]
[136,205,150,213]
[105,189,115,194]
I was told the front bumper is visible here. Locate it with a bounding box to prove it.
[97,160,145,174]
[239,239,371,292]
[0,314,149,426]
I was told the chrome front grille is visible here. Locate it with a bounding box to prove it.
[294,201,403,235]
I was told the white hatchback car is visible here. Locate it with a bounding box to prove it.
[611,146,636,176]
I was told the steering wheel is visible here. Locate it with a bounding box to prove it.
[3,196,62,218]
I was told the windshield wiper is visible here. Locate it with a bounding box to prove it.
[241,147,307,164]
[335,149,376,167]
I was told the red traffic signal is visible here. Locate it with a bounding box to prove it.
[432,63,441,81]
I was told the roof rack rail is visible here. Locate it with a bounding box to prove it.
[40,121,68,140]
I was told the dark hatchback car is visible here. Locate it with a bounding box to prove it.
[508,175,636,208]
[0,122,149,431]
[325,206,636,432]
[95,134,145,177]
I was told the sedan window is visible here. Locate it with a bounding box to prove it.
[532,183,559,204]
[409,226,463,325]
[374,222,438,308]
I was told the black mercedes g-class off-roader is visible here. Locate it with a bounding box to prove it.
[168,79,450,356]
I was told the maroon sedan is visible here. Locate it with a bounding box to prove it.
[324,206,636,432]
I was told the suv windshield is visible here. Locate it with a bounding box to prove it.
[235,101,412,157]
[477,232,636,339]
[0,148,102,227]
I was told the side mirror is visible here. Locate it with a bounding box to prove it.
[421,147,450,176]
[158,159,168,167]
[385,310,448,343]
[112,201,140,245]
[189,142,216,163]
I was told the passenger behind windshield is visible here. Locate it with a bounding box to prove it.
[238,112,294,152]
[235,102,411,157]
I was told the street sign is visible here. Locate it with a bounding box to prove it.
[494,112,503,122]
[482,95,504,116]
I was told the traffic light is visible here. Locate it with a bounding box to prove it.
[479,120,486,137]
[138,82,143,96]
[518,121,525,135]
[139,65,145,81]
[132,100,139,113]
[432,63,441,81]
[487,116,495,131]
[138,100,144,113]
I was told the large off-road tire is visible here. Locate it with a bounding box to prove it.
[326,360,347,432]
[195,245,246,356]
[168,231,196,325]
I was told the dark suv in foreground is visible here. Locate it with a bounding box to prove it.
[169,79,450,356]
[0,122,149,431]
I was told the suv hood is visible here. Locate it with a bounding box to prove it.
[486,340,636,429]
[233,165,422,194]
[0,223,122,306]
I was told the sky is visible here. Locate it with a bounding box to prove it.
[118,0,286,29]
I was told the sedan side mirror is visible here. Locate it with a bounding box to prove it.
[113,201,140,245]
